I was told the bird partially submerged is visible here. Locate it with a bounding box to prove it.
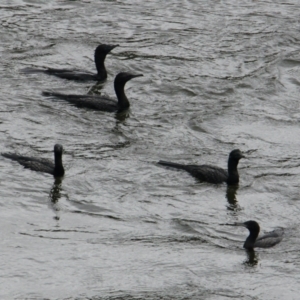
[236,220,284,250]
[158,149,245,185]
[22,44,118,81]
[42,72,143,113]
[2,144,65,178]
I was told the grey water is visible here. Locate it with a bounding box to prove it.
[0,0,300,299]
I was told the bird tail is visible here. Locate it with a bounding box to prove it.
[2,152,20,161]
[42,91,83,100]
[20,67,47,74]
[42,91,63,97]
[42,91,76,102]
[158,160,187,170]
[2,152,34,162]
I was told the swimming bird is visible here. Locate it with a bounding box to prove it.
[2,144,65,177]
[22,44,118,81]
[158,149,244,185]
[42,72,143,113]
[237,220,283,250]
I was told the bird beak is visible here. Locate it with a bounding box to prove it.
[131,74,143,79]
[235,222,247,227]
[105,44,119,52]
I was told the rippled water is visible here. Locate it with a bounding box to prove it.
[1,0,300,299]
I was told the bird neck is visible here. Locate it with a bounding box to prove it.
[227,158,239,185]
[95,53,107,78]
[243,230,259,250]
[114,81,130,109]
[54,153,64,177]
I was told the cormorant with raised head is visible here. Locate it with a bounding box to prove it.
[22,44,118,81]
[236,220,284,250]
[158,149,244,185]
[43,72,143,113]
[2,144,65,177]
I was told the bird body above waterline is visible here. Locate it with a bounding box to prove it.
[43,72,143,113]
[2,144,65,178]
[158,149,245,185]
[237,220,284,250]
[22,44,118,82]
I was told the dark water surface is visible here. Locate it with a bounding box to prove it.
[1,0,300,299]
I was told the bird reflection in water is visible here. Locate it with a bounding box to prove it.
[115,109,130,122]
[87,80,105,95]
[49,178,63,220]
[243,249,259,267]
[226,185,241,212]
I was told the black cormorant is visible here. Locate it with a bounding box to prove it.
[237,220,283,250]
[2,144,65,177]
[23,44,118,81]
[158,149,244,185]
[42,72,143,113]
